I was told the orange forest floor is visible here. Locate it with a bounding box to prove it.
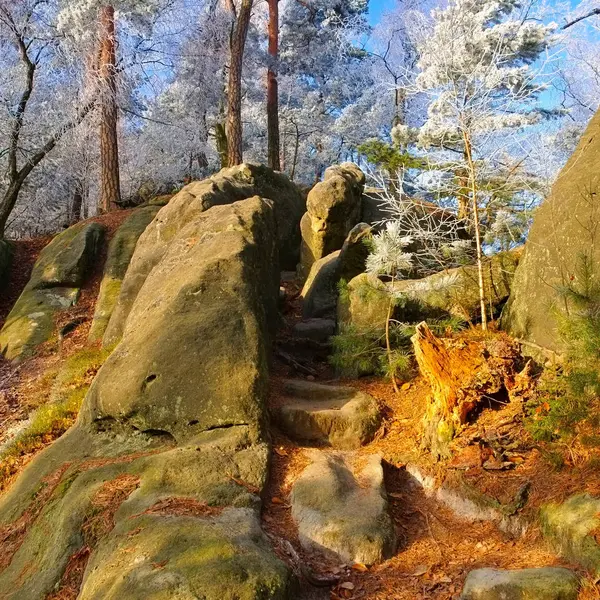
[261,278,600,600]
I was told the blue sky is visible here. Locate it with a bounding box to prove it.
[368,0,387,25]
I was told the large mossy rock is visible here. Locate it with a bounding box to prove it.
[502,110,600,354]
[301,222,371,319]
[85,197,278,443]
[460,567,579,600]
[339,251,521,334]
[541,494,600,576]
[79,507,291,600]
[103,164,303,346]
[88,206,160,342]
[299,163,365,278]
[0,197,291,599]
[0,222,104,360]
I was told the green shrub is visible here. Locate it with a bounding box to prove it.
[526,254,600,451]
[330,317,465,381]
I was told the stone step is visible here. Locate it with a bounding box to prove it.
[290,451,396,566]
[461,567,579,600]
[275,379,381,449]
[292,318,336,343]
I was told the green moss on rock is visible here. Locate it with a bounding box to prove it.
[0,222,105,360]
[338,251,520,336]
[89,207,159,342]
[540,494,600,576]
[461,567,579,600]
[78,510,291,600]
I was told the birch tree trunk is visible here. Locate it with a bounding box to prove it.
[463,130,487,330]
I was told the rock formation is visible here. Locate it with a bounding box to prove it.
[502,110,600,354]
[103,163,304,347]
[291,452,396,565]
[339,250,521,335]
[299,163,365,278]
[460,567,579,600]
[88,206,160,342]
[0,222,104,360]
[0,197,293,599]
[300,222,372,320]
[541,494,600,576]
[275,379,381,449]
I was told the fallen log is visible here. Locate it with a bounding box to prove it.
[411,322,525,459]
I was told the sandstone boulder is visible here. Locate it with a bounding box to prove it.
[89,206,160,342]
[0,197,291,599]
[147,193,174,206]
[339,251,521,335]
[291,452,396,565]
[460,567,579,600]
[292,318,336,343]
[502,109,600,354]
[299,162,365,278]
[79,507,291,600]
[103,164,303,345]
[85,198,278,444]
[301,223,371,319]
[541,494,600,576]
[0,222,104,360]
[275,379,381,449]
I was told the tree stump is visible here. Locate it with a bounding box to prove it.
[411,322,523,459]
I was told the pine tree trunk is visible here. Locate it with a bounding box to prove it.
[99,5,121,213]
[267,0,281,171]
[0,183,21,238]
[226,0,253,166]
[215,122,229,169]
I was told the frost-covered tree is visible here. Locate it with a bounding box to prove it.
[0,0,96,237]
[413,0,556,329]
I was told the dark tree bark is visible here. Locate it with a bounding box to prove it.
[562,8,600,30]
[226,0,253,166]
[70,191,83,225]
[98,5,121,213]
[267,0,280,171]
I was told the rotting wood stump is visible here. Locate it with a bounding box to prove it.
[411,322,525,460]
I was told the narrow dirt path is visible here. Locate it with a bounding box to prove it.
[261,275,592,600]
